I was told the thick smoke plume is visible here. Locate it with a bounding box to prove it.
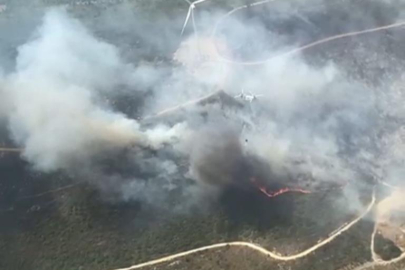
[2,9,183,172]
[1,1,405,213]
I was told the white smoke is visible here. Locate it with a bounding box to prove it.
[0,1,404,213]
[2,8,184,172]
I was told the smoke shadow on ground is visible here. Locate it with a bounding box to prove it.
[0,155,64,234]
[218,184,296,232]
[69,187,143,231]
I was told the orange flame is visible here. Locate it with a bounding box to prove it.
[250,178,311,198]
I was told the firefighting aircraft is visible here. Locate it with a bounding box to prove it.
[234,89,264,103]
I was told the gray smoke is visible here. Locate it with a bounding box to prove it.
[1,1,405,213]
[1,9,185,172]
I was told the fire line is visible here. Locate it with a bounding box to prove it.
[250,178,311,198]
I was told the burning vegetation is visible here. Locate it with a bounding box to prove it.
[1,0,405,270]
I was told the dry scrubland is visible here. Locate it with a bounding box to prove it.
[1,154,402,270]
[1,0,405,270]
